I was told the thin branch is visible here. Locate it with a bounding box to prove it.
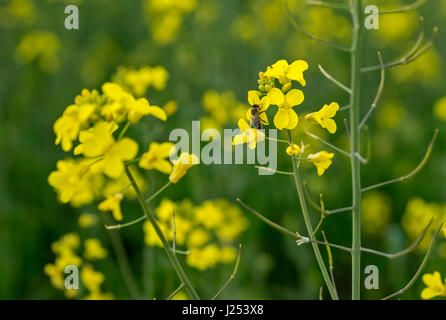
[282,0,351,52]
[312,195,325,237]
[361,24,438,73]
[237,199,352,253]
[172,209,176,255]
[382,222,443,300]
[318,64,352,94]
[362,129,438,192]
[105,215,146,230]
[359,51,385,129]
[303,181,353,216]
[380,0,428,14]
[255,166,294,175]
[145,181,171,203]
[339,105,351,111]
[166,283,184,300]
[322,231,338,298]
[306,0,350,10]
[212,244,242,300]
[304,124,351,158]
[361,218,433,259]
[319,287,323,300]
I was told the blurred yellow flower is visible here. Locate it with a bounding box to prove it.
[98,193,124,221]
[305,102,339,134]
[168,153,199,183]
[78,213,98,228]
[361,191,392,235]
[268,88,304,130]
[433,96,446,121]
[139,142,175,174]
[81,264,105,292]
[421,272,446,300]
[84,239,107,260]
[126,98,166,123]
[308,151,334,176]
[186,244,220,271]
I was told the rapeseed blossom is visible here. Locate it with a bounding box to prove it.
[139,142,175,174]
[308,151,334,176]
[268,87,304,130]
[143,199,247,270]
[305,102,339,134]
[169,153,199,183]
[233,119,265,150]
[421,272,446,300]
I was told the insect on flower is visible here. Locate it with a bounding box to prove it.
[249,104,266,129]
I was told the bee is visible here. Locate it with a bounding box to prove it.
[249,104,267,129]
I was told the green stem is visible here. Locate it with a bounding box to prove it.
[146,181,171,203]
[118,120,131,140]
[349,0,363,300]
[287,130,339,300]
[125,166,200,300]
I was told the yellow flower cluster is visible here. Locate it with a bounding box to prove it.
[44,233,112,299]
[200,89,247,132]
[402,197,446,250]
[233,59,339,176]
[15,31,60,72]
[143,0,196,45]
[112,66,169,97]
[143,198,248,270]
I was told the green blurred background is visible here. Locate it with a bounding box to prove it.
[0,0,445,299]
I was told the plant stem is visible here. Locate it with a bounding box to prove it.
[349,0,364,300]
[125,166,200,300]
[287,130,339,300]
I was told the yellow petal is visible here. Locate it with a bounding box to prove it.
[238,118,250,131]
[154,160,173,174]
[103,156,124,178]
[322,119,337,134]
[421,288,441,300]
[285,109,298,130]
[232,133,247,146]
[148,106,167,121]
[268,88,284,105]
[274,108,289,130]
[285,89,304,107]
[248,90,261,106]
[114,138,138,160]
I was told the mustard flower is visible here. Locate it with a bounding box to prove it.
[74,121,138,178]
[98,193,124,221]
[286,144,301,156]
[53,104,96,151]
[168,153,199,183]
[305,102,339,134]
[308,151,334,176]
[421,272,446,300]
[84,239,107,260]
[78,213,98,228]
[139,142,175,174]
[247,90,270,125]
[126,98,167,123]
[268,87,304,130]
[232,119,265,150]
[264,59,308,86]
[186,244,220,271]
[81,264,105,292]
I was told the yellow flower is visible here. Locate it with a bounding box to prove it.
[305,102,339,134]
[286,144,301,156]
[186,244,220,271]
[139,142,175,174]
[126,98,167,123]
[85,291,114,300]
[48,159,101,205]
[163,100,178,116]
[421,272,446,300]
[81,264,105,292]
[187,228,211,247]
[168,153,199,183]
[308,151,334,176]
[74,121,138,178]
[264,59,308,86]
[232,119,265,150]
[84,239,107,260]
[246,90,270,125]
[53,104,96,151]
[268,88,304,130]
[143,220,170,247]
[98,193,124,221]
[78,213,98,228]
[433,96,446,121]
